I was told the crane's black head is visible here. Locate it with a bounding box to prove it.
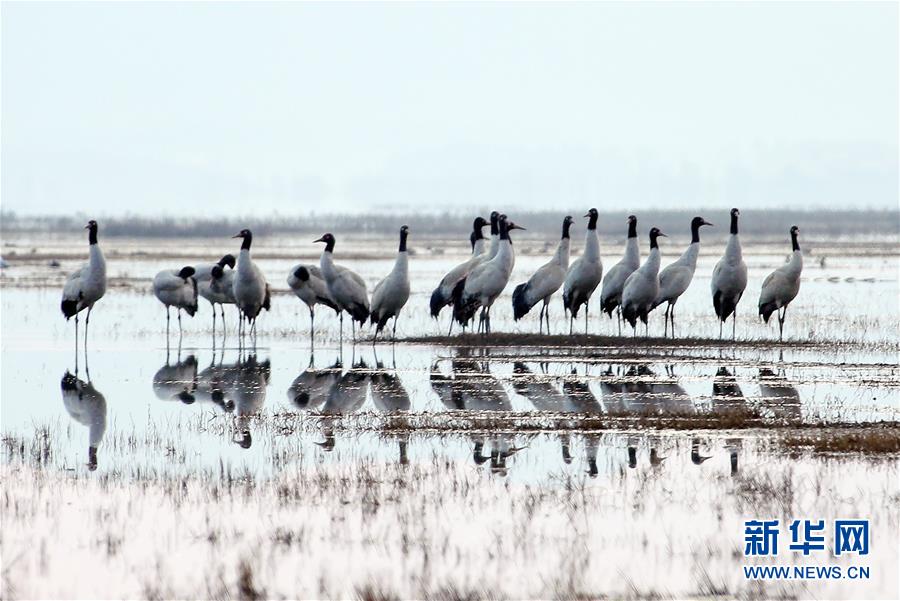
[178,266,196,280]
[584,208,599,230]
[649,227,667,249]
[313,232,336,253]
[232,229,253,250]
[218,254,236,269]
[790,225,800,251]
[490,211,500,236]
[730,208,740,235]
[399,225,409,252]
[473,216,488,231]
[294,266,310,281]
[690,216,713,243]
[562,215,574,239]
[85,220,99,245]
[627,214,638,238]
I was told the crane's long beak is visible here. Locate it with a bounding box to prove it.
[583,213,591,218]
[313,236,325,243]
[231,233,242,238]
[658,232,668,237]
[705,221,714,227]
[510,224,526,231]
[84,224,91,229]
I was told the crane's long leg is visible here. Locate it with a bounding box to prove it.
[778,306,787,342]
[392,316,398,340]
[616,306,622,336]
[719,319,723,340]
[212,303,216,338]
[545,302,551,335]
[569,312,574,336]
[177,308,183,337]
[84,306,92,354]
[309,306,315,342]
[166,306,171,342]
[74,314,79,372]
[671,304,676,339]
[584,304,589,335]
[663,305,670,338]
[732,308,737,341]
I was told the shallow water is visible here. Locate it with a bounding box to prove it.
[1,234,898,598]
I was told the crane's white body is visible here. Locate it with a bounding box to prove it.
[320,250,370,322]
[195,263,236,307]
[287,264,333,310]
[61,243,107,318]
[563,226,603,322]
[460,232,515,322]
[655,241,700,310]
[153,269,198,314]
[621,242,662,329]
[711,233,748,330]
[512,228,570,331]
[233,248,268,319]
[758,250,802,314]
[600,235,640,315]
[370,245,410,336]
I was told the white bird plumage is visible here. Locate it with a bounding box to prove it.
[562,208,603,334]
[60,220,107,349]
[621,227,667,335]
[652,216,712,337]
[429,216,489,322]
[600,215,640,332]
[315,232,370,339]
[194,254,236,332]
[370,225,412,339]
[231,229,271,337]
[711,208,748,339]
[153,266,199,335]
[758,226,803,341]
[453,215,524,335]
[287,263,338,339]
[512,215,573,333]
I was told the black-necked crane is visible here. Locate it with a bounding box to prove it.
[562,208,603,335]
[194,254,236,334]
[153,266,198,339]
[231,229,270,340]
[430,217,487,325]
[652,216,713,337]
[600,215,640,334]
[758,226,803,341]
[452,215,524,335]
[60,220,107,354]
[512,215,572,333]
[621,227,667,336]
[711,208,748,339]
[370,225,411,340]
[287,263,338,340]
[314,232,370,341]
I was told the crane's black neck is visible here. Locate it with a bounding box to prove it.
[323,238,335,253]
[241,234,252,251]
[499,221,510,242]
[472,221,485,240]
[561,219,571,239]
[398,229,408,252]
[587,212,598,230]
[649,231,660,250]
[469,231,477,251]
[88,227,98,245]
[627,219,637,239]
[691,221,702,244]
[791,230,800,252]
[730,213,739,235]
[490,214,499,236]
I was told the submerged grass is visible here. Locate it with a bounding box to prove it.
[780,426,900,454]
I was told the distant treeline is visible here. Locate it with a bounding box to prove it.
[1,209,895,239]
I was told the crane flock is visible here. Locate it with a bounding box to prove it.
[59,209,805,346]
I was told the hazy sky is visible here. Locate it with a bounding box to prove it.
[2,2,897,217]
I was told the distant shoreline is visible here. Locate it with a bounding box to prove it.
[1,208,897,238]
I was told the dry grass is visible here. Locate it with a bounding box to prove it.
[780,427,900,454]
